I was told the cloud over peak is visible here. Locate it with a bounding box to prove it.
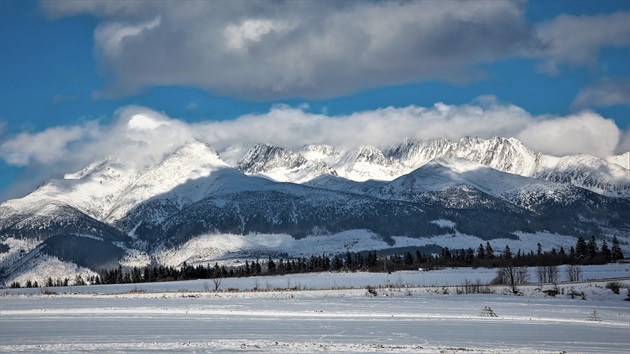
[1,99,625,201]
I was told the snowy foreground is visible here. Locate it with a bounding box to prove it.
[1,265,629,353]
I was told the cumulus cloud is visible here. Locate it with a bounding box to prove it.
[1,100,624,201]
[530,12,630,74]
[0,122,102,166]
[37,1,630,100]
[39,0,541,99]
[516,111,621,158]
[571,78,630,109]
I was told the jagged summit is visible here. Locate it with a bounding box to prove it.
[300,144,340,161]
[229,136,628,197]
[237,144,307,174]
[236,144,336,183]
[385,136,537,176]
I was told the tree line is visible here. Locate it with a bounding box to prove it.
[9,235,625,288]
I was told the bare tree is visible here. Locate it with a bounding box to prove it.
[516,267,530,284]
[565,265,582,282]
[492,264,528,294]
[536,266,548,283]
[212,277,222,291]
[545,265,559,283]
[536,265,559,283]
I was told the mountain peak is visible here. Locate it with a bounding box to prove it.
[342,145,387,164]
[237,144,308,174]
[170,140,219,159]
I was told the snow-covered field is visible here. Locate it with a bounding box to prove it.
[2,265,629,353]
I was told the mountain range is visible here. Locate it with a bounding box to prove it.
[1,137,628,284]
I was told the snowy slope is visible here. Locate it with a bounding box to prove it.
[386,136,539,177]
[0,158,134,222]
[375,157,580,210]
[232,137,628,197]
[105,141,236,223]
[3,268,629,354]
[607,152,629,169]
[332,145,406,181]
[236,144,336,183]
[536,153,630,197]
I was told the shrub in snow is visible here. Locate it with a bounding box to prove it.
[365,286,378,296]
[605,281,621,295]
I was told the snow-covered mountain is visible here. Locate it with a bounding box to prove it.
[231,136,629,198]
[236,144,336,183]
[1,137,628,284]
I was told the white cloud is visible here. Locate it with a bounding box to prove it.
[94,17,161,59]
[39,0,540,99]
[38,1,630,100]
[616,129,630,154]
[571,78,630,109]
[1,100,623,195]
[224,19,290,52]
[530,12,630,73]
[0,123,101,166]
[516,111,620,158]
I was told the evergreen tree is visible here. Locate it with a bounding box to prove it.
[477,244,485,259]
[286,259,293,273]
[143,267,151,282]
[611,236,624,261]
[332,256,342,271]
[485,242,495,259]
[322,255,331,271]
[465,248,475,264]
[601,240,611,262]
[575,237,588,259]
[245,260,251,275]
[116,265,124,284]
[503,245,512,260]
[277,259,285,273]
[587,235,598,259]
[267,256,276,274]
[254,259,262,275]
[403,251,414,265]
[74,275,86,286]
[415,250,423,264]
[354,253,365,269]
[345,251,353,269]
[441,247,451,260]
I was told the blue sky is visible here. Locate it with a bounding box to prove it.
[1,0,629,201]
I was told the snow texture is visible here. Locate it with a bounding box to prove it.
[1,265,629,353]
